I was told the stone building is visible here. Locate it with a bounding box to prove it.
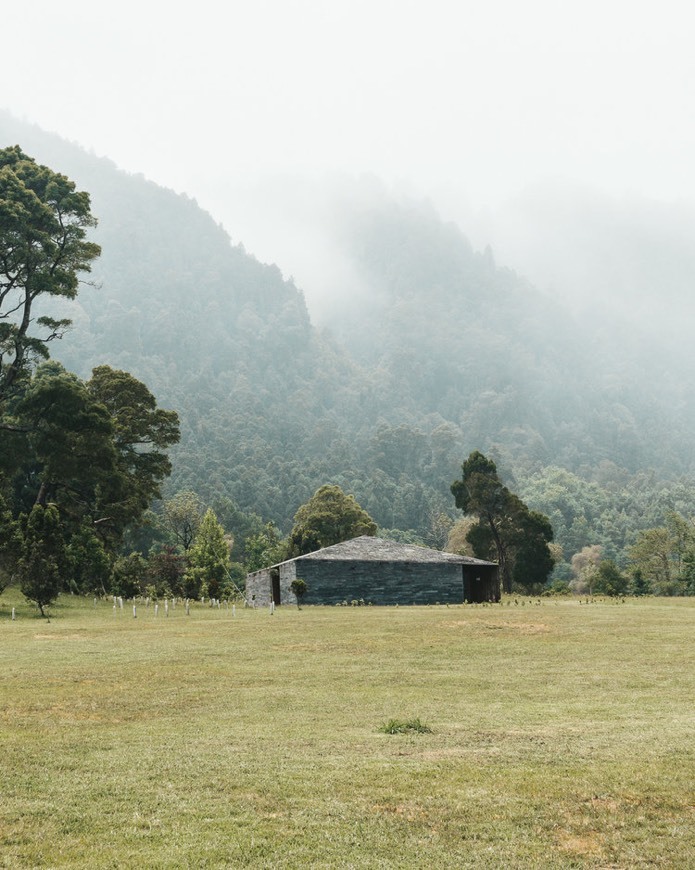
[245,535,499,607]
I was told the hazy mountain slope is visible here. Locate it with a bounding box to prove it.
[313,192,694,476]
[0,112,373,522]
[2,112,693,553]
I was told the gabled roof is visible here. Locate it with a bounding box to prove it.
[276,536,497,567]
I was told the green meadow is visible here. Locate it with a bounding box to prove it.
[1,591,693,868]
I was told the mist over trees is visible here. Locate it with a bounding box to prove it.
[2,112,695,596]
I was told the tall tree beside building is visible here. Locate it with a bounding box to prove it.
[451,451,554,593]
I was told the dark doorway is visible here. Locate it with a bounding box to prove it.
[463,567,500,603]
[271,569,281,606]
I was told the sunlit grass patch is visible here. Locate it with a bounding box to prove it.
[0,590,694,867]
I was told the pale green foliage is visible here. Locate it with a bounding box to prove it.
[289,484,377,557]
[570,544,603,594]
[6,125,695,595]
[445,517,476,556]
[426,511,454,549]
[162,490,205,551]
[628,512,695,595]
[244,522,285,572]
[185,508,231,599]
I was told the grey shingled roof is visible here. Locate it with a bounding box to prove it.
[277,536,496,567]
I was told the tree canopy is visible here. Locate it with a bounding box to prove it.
[3,361,179,548]
[288,485,377,557]
[17,362,116,510]
[17,504,65,616]
[86,365,179,543]
[0,145,100,402]
[0,148,179,601]
[452,451,555,593]
[628,511,695,595]
[185,508,232,599]
[162,490,205,552]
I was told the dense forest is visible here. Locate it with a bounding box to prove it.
[2,111,694,594]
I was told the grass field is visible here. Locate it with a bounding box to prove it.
[1,590,693,869]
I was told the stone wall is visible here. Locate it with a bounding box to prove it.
[279,561,298,605]
[245,567,273,607]
[245,563,298,607]
[247,559,499,606]
[297,559,466,606]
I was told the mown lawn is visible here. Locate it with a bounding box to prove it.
[1,590,693,868]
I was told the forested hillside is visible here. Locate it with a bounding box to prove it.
[2,111,693,580]
[319,189,695,475]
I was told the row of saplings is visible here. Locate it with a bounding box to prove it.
[0,505,244,618]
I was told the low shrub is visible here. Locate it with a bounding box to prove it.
[379,717,432,734]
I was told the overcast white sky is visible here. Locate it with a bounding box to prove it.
[4,0,695,300]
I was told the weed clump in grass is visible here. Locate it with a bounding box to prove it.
[379,717,432,734]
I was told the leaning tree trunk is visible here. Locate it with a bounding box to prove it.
[487,515,512,594]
